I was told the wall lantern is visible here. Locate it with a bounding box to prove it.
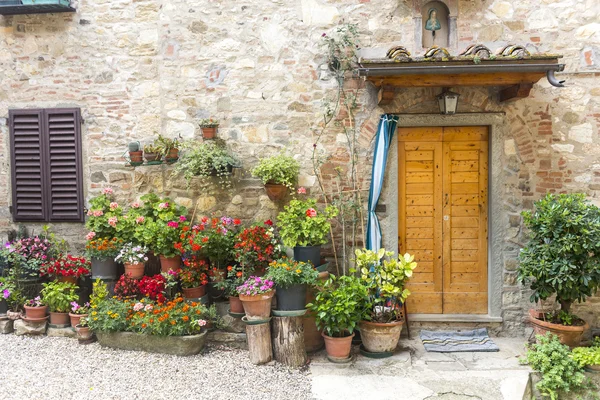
[437,89,460,115]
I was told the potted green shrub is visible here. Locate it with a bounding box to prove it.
[143,144,162,163]
[307,274,369,362]
[266,258,318,311]
[572,338,600,372]
[156,134,180,162]
[251,153,300,201]
[199,118,219,139]
[40,281,79,326]
[277,198,338,268]
[356,248,417,354]
[172,140,239,189]
[518,193,600,347]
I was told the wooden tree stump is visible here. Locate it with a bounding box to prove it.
[245,320,272,365]
[271,316,307,368]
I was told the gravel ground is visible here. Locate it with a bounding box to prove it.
[0,334,311,400]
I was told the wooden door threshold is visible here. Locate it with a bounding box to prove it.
[408,314,503,323]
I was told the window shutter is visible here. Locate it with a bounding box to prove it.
[44,108,84,222]
[9,109,47,221]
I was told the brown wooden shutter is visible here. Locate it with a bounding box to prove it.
[9,108,83,222]
[9,109,47,222]
[44,108,84,222]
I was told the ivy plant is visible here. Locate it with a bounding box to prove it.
[251,153,300,190]
[306,274,370,338]
[40,281,79,313]
[524,333,596,400]
[517,193,600,315]
[277,198,338,247]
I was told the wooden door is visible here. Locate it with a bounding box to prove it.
[398,126,488,314]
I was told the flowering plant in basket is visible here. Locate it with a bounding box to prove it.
[234,221,284,274]
[237,276,275,296]
[85,237,124,260]
[40,254,91,279]
[114,274,140,299]
[70,301,90,315]
[138,274,166,301]
[265,258,319,288]
[114,243,149,264]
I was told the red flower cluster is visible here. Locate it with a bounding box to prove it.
[180,256,209,288]
[234,223,283,272]
[138,274,166,301]
[114,273,140,298]
[40,254,91,278]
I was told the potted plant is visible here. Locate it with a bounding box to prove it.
[277,198,338,268]
[0,278,10,315]
[179,258,209,299]
[156,134,180,163]
[307,274,370,361]
[143,144,163,163]
[237,276,275,320]
[518,193,600,347]
[213,264,247,314]
[572,338,600,372]
[138,274,167,301]
[69,301,90,327]
[40,281,79,326]
[114,243,149,279]
[234,221,285,276]
[85,188,122,239]
[39,254,91,284]
[128,141,143,165]
[1,266,25,320]
[114,273,141,300]
[251,153,300,201]
[85,237,124,280]
[266,258,318,311]
[172,140,239,189]
[75,317,94,341]
[199,118,219,139]
[23,296,47,320]
[356,248,417,354]
[137,220,185,272]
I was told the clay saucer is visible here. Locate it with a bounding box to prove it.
[21,315,49,324]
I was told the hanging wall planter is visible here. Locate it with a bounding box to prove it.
[264,183,288,202]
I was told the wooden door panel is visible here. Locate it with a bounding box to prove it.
[399,140,443,314]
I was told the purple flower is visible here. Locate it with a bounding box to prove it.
[2,289,10,299]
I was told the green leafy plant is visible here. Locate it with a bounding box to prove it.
[199,118,219,127]
[356,248,417,323]
[40,281,79,313]
[277,198,338,247]
[172,140,239,188]
[90,278,109,308]
[265,258,319,289]
[525,334,595,400]
[135,219,187,258]
[143,144,162,154]
[306,274,370,338]
[518,194,600,317]
[572,346,600,368]
[155,134,180,156]
[251,153,300,190]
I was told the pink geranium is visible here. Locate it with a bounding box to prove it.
[135,216,145,224]
[85,232,96,241]
[158,202,169,209]
[167,221,179,228]
[109,202,118,210]
[131,201,141,208]
[92,210,104,217]
[108,217,118,227]
[297,187,307,194]
[102,187,114,195]
[179,216,187,222]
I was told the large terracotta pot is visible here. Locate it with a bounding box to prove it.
[239,290,275,320]
[159,255,181,273]
[201,126,217,139]
[322,332,354,360]
[264,183,288,202]
[124,262,145,279]
[24,305,47,319]
[359,320,403,353]
[182,285,207,299]
[57,276,78,284]
[50,311,70,326]
[69,313,88,328]
[229,296,244,314]
[528,309,589,348]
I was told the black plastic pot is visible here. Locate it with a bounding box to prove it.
[275,284,307,311]
[0,299,7,315]
[91,258,118,280]
[293,245,321,268]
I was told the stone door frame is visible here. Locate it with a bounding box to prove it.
[380,112,506,321]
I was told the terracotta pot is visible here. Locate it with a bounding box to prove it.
[182,285,207,299]
[528,309,589,348]
[229,296,244,314]
[50,311,70,326]
[144,152,160,162]
[124,262,145,279]
[322,332,354,360]
[24,305,48,319]
[57,276,78,284]
[359,320,403,353]
[159,255,181,273]
[303,311,324,352]
[239,290,275,319]
[264,183,288,202]
[69,313,88,328]
[75,325,93,340]
[166,148,179,160]
[201,126,217,139]
[130,151,143,163]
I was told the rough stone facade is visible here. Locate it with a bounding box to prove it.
[0,0,599,335]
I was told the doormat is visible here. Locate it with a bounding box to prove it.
[420,328,500,352]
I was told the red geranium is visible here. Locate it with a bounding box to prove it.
[40,254,91,279]
[234,224,284,274]
[138,274,166,300]
[114,273,140,299]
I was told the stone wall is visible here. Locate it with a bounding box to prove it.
[0,0,599,334]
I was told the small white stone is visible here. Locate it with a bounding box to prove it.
[551,143,575,153]
[491,1,513,19]
[568,123,593,144]
[575,173,592,183]
[301,0,340,26]
[231,195,243,205]
[504,139,516,156]
[576,23,600,39]
[247,91,263,99]
[298,174,316,188]
[527,8,557,30]
[167,110,187,121]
